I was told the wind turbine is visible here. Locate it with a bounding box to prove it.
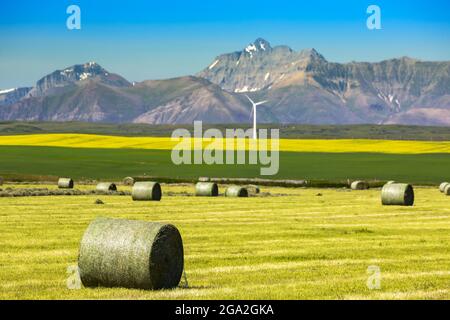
[245,95,268,140]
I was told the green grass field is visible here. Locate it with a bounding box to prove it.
[1,146,449,184]
[0,184,449,299]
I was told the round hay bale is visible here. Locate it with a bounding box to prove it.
[444,184,450,196]
[195,182,218,197]
[439,182,449,193]
[381,183,414,206]
[58,177,74,189]
[78,217,184,290]
[132,181,162,201]
[96,182,117,192]
[225,186,249,197]
[246,184,260,194]
[198,177,210,182]
[351,181,369,190]
[123,176,135,186]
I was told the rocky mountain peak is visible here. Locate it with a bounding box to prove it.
[27,62,130,97]
[198,39,327,93]
[244,38,272,56]
[59,62,107,81]
[300,48,327,62]
[1,39,450,126]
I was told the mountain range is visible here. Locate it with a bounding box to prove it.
[1,38,450,126]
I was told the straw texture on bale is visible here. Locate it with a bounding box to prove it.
[123,177,135,186]
[246,185,260,194]
[78,217,184,290]
[58,177,74,189]
[195,182,218,197]
[132,181,162,201]
[351,181,369,190]
[439,182,449,193]
[381,183,414,206]
[96,182,117,192]
[198,177,210,182]
[225,186,249,197]
[444,184,450,196]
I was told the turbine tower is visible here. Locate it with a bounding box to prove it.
[245,95,268,140]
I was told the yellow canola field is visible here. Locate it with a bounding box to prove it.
[0,133,450,154]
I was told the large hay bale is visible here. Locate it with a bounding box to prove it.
[381,183,414,206]
[444,184,450,196]
[123,176,135,186]
[96,182,117,192]
[132,181,162,201]
[439,182,449,193]
[246,184,260,194]
[78,217,184,290]
[225,185,248,197]
[198,177,210,182]
[351,181,369,190]
[58,177,74,189]
[195,182,218,197]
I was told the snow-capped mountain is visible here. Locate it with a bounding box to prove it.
[198,38,450,125]
[0,87,32,107]
[1,39,450,125]
[26,62,130,98]
[198,38,326,93]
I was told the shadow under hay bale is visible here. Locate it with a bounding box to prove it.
[351,181,369,190]
[445,184,450,196]
[123,176,135,186]
[96,182,117,192]
[381,183,414,206]
[225,185,248,197]
[78,217,184,290]
[58,178,74,189]
[195,182,218,197]
[439,182,449,193]
[132,181,162,201]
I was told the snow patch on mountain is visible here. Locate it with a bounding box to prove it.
[235,86,260,93]
[209,60,219,70]
[79,72,92,80]
[0,88,16,95]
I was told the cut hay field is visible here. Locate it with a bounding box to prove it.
[0,184,449,300]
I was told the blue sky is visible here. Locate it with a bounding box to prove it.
[1,0,449,88]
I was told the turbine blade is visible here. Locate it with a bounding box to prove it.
[254,100,268,106]
[245,94,255,105]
